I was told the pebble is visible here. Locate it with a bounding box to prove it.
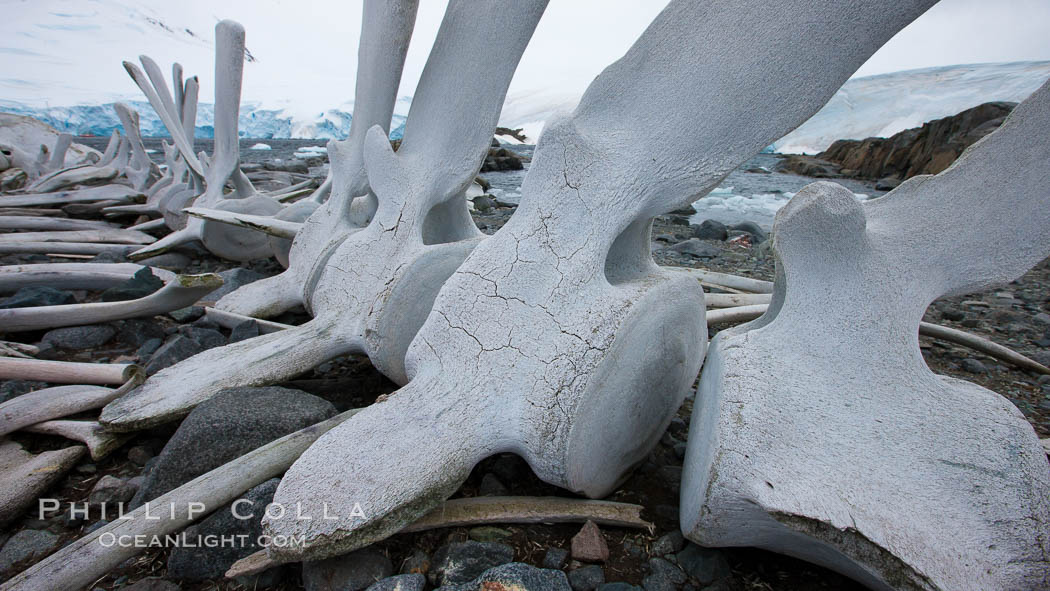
[41,324,116,350]
[543,547,569,570]
[692,220,728,241]
[478,472,508,496]
[176,325,226,349]
[960,358,988,374]
[127,446,154,466]
[675,544,731,586]
[571,521,609,563]
[303,547,393,591]
[651,531,685,557]
[0,529,59,574]
[598,584,643,591]
[144,335,204,374]
[668,239,721,260]
[365,573,426,591]
[434,562,570,591]
[168,306,205,323]
[229,319,260,343]
[568,565,605,591]
[87,475,136,507]
[430,541,515,586]
[399,549,430,575]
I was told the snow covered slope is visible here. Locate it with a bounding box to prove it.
[772,61,1050,154]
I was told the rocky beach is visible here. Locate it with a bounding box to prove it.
[1,120,1048,590]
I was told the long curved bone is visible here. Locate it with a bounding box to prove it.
[682,79,1050,589]
[0,185,144,208]
[0,358,137,384]
[0,262,174,292]
[0,384,130,439]
[23,420,130,461]
[185,207,301,239]
[0,229,155,244]
[113,102,156,191]
[0,440,85,526]
[0,273,221,332]
[0,216,121,232]
[215,0,418,316]
[0,242,140,256]
[24,163,120,193]
[102,0,538,432]
[262,0,938,563]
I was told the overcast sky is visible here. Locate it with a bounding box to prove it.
[2,0,1049,113]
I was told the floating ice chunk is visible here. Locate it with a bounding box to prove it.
[249,143,272,150]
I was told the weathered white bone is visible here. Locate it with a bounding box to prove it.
[202,307,294,334]
[0,241,139,256]
[0,216,121,231]
[23,420,130,461]
[185,207,301,239]
[26,163,120,193]
[0,385,124,439]
[0,113,99,177]
[0,358,138,384]
[103,0,535,432]
[215,0,417,316]
[97,130,121,166]
[702,292,772,308]
[0,341,39,358]
[678,268,774,294]
[0,185,143,208]
[0,273,221,332]
[113,103,156,190]
[0,208,66,217]
[682,80,1050,589]
[0,408,361,591]
[127,218,167,232]
[263,0,939,562]
[0,440,85,526]
[0,229,155,244]
[0,263,174,292]
[230,495,653,578]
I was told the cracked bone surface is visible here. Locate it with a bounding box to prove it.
[263,0,943,564]
[216,0,418,318]
[101,0,534,432]
[682,81,1050,589]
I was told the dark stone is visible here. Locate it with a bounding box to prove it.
[647,558,686,586]
[0,286,75,309]
[143,335,204,375]
[478,473,508,496]
[365,573,426,591]
[874,176,901,191]
[115,318,167,348]
[430,541,515,586]
[435,562,571,591]
[940,308,965,322]
[168,306,205,323]
[692,220,727,241]
[961,358,988,374]
[131,387,336,506]
[0,529,59,574]
[228,320,260,343]
[569,565,605,591]
[88,475,136,507]
[675,544,731,585]
[136,253,191,270]
[543,547,569,570]
[136,338,163,359]
[303,547,394,591]
[727,222,768,243]
[669,239,720,260]
[203,268,265,303]
[651,531,685,556]
[100,267,164,302]
[598,584,643,591]
[127,446,154,466]
[176,326,226,350]
[41,324,115,350]
[473,196,496,212]
[400,550,430,575]
[123,578,181,591]
[167,479,280,581]
[0,380,46,404]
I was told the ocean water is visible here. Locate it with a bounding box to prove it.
[483,150,884,229]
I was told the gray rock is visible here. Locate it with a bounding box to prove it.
[875,176,902,191]
[136,253,192,270]
[136,338,163,359]
[228,320,260,343]
[473,195,496,212]
[727,221,768,242]
[100,267,164,302]
[399,549,430,575]
[115,318,167,348]
[303,547,394,591]
[144,335,204,375]
[651,531,685,556]
[648,558,686,586]
[571,521,609,563]
[0,380,46,404]
[131,387,335,506]
[0,529,59,574]
[365,573,426,591]
[168,306,205,323]
[941,308,965,322]
[435,562,571,591]
[122,578,181,591]
[569,565,605,591]
[176,326,226,350]
[89,251,124,264]
[430,541,515,586]
[692,220,728,241]
[1034,312,1050,325]
[88,475,136,507]
[167,479,279,581]
[478,472,508,496]
[669,239,720,260]
[0,286,75,309]
[41,324,115,350]
[204,268,265,302]
[543,547,570,569]
[675,544,731,585]
[127,446,154,466]
[961,358,988,374]
[598,584,643,591]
